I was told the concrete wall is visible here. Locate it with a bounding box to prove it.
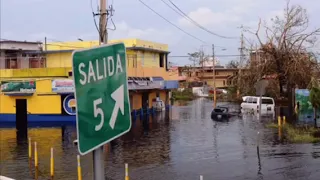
[1,42,41,51]
[45,49,172,80]
[0,67,70,79]
[0,50,5,69]
[206,79,227,88]
[46,52,72,68]
[46,39,169,51]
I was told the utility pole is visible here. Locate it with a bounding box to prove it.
[93,0,108,180]
[237,32,245,98]
[212,44,217,108]
[44,37,47,52]
[99,0,108,44]
[200,46,204,78]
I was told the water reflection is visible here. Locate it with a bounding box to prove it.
[1,99,320,179]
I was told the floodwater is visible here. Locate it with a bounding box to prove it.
[1,98,320,180]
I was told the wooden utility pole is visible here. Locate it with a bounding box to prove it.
[212,44,217,108]
[99,0,108,44]
[93,0,108,179]
[200,46,204,78]
[237,32,245,98]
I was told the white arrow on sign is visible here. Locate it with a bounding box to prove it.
[109,84,124,129]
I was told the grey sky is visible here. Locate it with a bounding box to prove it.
[1,0,320,66]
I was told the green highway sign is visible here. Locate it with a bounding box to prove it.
[72,43,131,155]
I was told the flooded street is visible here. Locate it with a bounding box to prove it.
[1,98,320,180]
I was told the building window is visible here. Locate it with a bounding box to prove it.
[223,80,226,86]
[130,94,133,110]
[141,52,145,66]
[5,58,18,69]
[159,54,164,68]
[215,71,219,75]
[127,54,137,68]
[153,54,156,62]
[29,57,45,68]
[133,55,137,68]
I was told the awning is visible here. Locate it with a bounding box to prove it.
[162,80,179,89]
[4,92,34,96]
[128,80,163,90]
[151,77,164,81]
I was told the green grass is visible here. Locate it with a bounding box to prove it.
[173,95,194,101]
[172,89,195,101]
[284,125,320,143]
[265,122,279,129]
[266,123,320,143]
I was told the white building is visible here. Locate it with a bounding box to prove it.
[201,57,220,67]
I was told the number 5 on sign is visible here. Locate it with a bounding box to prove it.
[94,98,104,131]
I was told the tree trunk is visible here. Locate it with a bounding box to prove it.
[287,83,293,121]
[314,107,317,128]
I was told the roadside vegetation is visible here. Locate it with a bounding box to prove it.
[172,89,195,101]
[266,122,320,143]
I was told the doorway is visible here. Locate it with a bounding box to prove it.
[16,99,28,138]
[142,92,149,110]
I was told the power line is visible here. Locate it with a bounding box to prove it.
[137,0,206,43]
[168,54,248,58]
[45,43,87,49]
[167,0,238,39]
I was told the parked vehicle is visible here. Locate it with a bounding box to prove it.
[211,107,231,120]
[240,96,275,113]
[211,106,241,121]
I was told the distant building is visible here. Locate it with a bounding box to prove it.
[249,49,267,66]
[177,66,238,88]
[200,57,220,67]
[0,40,44,69]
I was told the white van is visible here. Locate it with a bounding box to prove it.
[241,96,275,113]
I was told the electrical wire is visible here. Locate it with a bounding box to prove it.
[91,0,116,41]
[137,0,206,43]
[168,54,249,57]
[45,43,87,49]
[90,0,102,40]
[107,18,116,30]
[127,54,249,58]
[167,0,238,39]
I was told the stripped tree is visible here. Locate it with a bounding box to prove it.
[239,0,320,99]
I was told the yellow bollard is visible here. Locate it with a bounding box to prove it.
[200,175,203,180]
[50,147,54,179]
[28,138,32,159]
[125,163,129,180]
[278,116,282,127]
[278,126,282,141]
[77,155,82,180]
[34,142,38,168]
[283,116,286,125]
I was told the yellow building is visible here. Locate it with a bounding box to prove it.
[0,39,179,123]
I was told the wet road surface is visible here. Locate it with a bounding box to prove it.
[1,98,320,180]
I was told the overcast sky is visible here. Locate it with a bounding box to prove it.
[1,0,320,66]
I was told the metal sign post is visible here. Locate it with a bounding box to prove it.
[255,79,269,120]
